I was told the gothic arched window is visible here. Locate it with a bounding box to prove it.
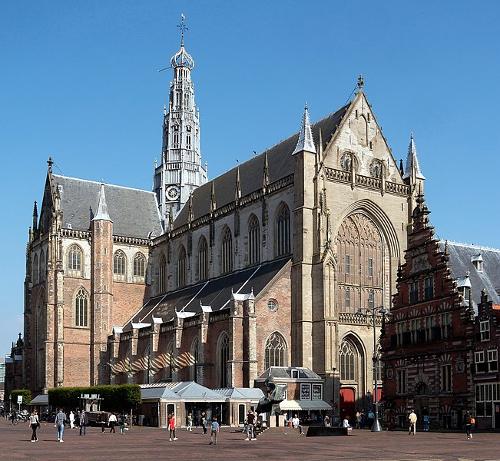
[39,250,45,282]
[221,227,233,274]
[217,332,230,387]
[177,245,187,288]
[159,253,167,293]
[67,244,83,274]
[197,236,208,281]
[275,203,291,257]
[33,253,39,284]
[133,252,146,277]
[113,250,127,280]
[248,214,260,266]
[75,288,89,327]
[264,332,288,370]
[339,339,358,381]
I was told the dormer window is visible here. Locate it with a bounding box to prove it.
[472,254,483,272]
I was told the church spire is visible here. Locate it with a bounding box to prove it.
[153,14,207,231]
[93,184,112,221]
[292,104,317,155]
[403,133,425,182]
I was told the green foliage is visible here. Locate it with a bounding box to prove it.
[48,384,141,411]
[11,389,32,405]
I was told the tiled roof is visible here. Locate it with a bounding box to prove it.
[124,257,291,329]
[439,240,500,306]
[213,387,264,400]
[173,104,350,228]
[257,366,323,381]
[52,174,163,239]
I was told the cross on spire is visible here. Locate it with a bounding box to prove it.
[177,13,188,46]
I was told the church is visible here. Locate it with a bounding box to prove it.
[22,23,424,417]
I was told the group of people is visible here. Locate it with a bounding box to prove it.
[26,408,128,443]
[168,411,220,445]
[407,409,476,439]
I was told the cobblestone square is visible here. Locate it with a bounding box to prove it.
[1,420,499,461]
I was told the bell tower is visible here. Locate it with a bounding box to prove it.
[153,14,208,229]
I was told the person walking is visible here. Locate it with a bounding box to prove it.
[79,410,88,436]
[69,410,75,429]
[292,414,303,436]
[109,413,117,433]
[168,413,178,441]
[423,414,430,432]
[408,410,417,436]
[187,413,193,431]
[245,408,256,440]
[209,416,220,445]
[464,411,474,439]
[355,411,361,429]
[201,412,207,435]
[28,410,40,442]
[119,414,126,434]
[54,408,66,442]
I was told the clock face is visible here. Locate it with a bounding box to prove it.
[167,186,179,200]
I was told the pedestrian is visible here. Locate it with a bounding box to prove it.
[101,414,107,433]
[324,415,331,427]
[54,408,66,443]
[168,413,178,441]
[367,409,375,428]
[423,414,430,432]
[408,410,417,436]
[210,416,220,445]
[245,408,256,440]
[69,410,75,429]
[292,414,302,435]
[355,411,361,429]
[464,411,474,439]
[201,412,207,435]
[187,413,193,431]
[119,414,126,434]
[79,409,88,436]
[28,410,40,442]
[109,413,117,433]
[342,415,352,434]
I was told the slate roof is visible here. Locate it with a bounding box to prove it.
[140,385,180,401]
[439,240,500,306]
[213,387,264,400]
[257,367,323,381]
[174,104,351,228]
[52,174,163,239]
[163,382,226,402]
[125,257,291,329]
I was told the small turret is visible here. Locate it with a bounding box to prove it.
[262,152,269,192]
[403,134,425,185]
[292,105,317,155]
[32,201,38,232]
[235,166,241,202]
[93,184,112,222]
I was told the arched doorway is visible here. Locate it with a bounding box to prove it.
[340,388,356,420]
[338,335,365,420]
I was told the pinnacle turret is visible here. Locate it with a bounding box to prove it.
[403,134,425,181]
[292,105,317,155]
[93,184,112,222]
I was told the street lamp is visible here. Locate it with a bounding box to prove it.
[358,305,387,432]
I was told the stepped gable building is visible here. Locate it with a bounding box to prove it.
[382,193,476,429]
[23,164,162,394]
[109,39,417,414]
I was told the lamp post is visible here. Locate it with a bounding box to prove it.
[359,305,387,432]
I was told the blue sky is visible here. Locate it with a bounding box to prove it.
[1,0,499,355]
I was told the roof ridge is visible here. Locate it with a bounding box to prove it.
[440,239,500,253]
[52,174,156,195]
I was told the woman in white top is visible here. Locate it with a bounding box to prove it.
[69,411,75,429]
[29,410,40,442]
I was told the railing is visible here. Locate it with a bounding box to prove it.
[356,174,381,190]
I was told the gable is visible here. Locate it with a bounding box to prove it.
[322,92,403,184]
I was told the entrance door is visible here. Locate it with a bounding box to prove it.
[494,402,500,429]
[340,388,356,420]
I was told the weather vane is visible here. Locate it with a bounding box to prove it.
[177,13,188,46]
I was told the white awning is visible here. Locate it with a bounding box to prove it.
[279,399,332,411]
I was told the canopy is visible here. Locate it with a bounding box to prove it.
[279,399,332,411]
[29,394,49,406]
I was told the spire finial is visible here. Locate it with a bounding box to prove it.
[357,74,364,91]
[93,183,112,222]
[292,104,317,155]
[178,13,188,47]
[47,156,53,173]
[32,201,38,231]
